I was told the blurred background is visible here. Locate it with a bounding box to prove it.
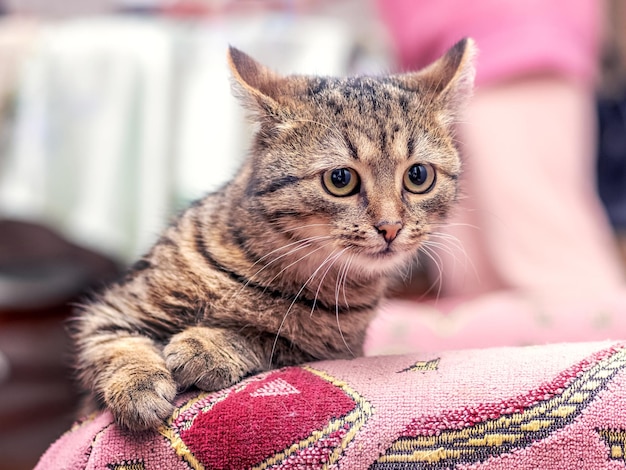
[0,1,625,469]
[0,1,391,468]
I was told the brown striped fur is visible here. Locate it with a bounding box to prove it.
[74,39,476,431]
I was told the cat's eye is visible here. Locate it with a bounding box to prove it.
[322,168,360,197]
[404,163,436,194]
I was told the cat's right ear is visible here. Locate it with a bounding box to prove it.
[396,38,477,121]
[227,47,294,123]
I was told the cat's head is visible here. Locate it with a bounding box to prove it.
[228,40,476,275]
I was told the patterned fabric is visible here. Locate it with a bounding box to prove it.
[37,341,626,469]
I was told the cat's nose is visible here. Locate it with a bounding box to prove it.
[375,222,402,243]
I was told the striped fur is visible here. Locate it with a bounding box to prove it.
[74,39,476,431]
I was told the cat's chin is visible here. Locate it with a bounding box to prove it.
[353,248,413,276]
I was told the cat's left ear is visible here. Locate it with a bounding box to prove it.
[227,46,303,123]
[396,38,477,118]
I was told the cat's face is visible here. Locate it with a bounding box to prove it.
[229,40,475,275]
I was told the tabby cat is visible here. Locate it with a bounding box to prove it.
[74,38,476,431]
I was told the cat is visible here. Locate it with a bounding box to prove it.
[73,38,476,431]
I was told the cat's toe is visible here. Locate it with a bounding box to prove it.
[105,369,177,431]
[164,328,259,392]
[167,352,241,391]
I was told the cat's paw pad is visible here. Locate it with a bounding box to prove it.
[105,368,176,431]
[164,328,259,392]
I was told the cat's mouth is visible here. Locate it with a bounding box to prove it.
[347,244,412,275]
[357,238,422,265]
[361,243,405,261]
[340,236,416,266]
[376,245,395,257]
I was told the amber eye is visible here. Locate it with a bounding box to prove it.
[404,163,436,194]
[322,168,360,197]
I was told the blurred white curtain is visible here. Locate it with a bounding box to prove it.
[173,14,355,203]
[0,14,354,262]
[0,18,174,260]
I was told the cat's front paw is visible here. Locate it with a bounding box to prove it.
[104,367,177,432]
[164,326,261,392]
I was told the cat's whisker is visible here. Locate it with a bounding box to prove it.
[334,253,349,310]
[425,229,468,256]
[230,235,332,301]
[425,239,467,270]
[422,239,466,286]
[335,253,356,357]
[418,244,444,301]
[250,236,330,273]
[233,239,332,304]
[340,254,355,309]
[425,230,480,282]
[427,230,465,246]
[250,235,331,269]
[270,248,346,366]
[309,250,343,319]
[396,255,415,285]
[430,221,481,231]
[391,256,417,293]
[263,241,335,292]
[422,239,458,260]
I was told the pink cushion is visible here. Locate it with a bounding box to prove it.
[37,340,626,469]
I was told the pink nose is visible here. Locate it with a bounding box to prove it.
[375,222,402,243]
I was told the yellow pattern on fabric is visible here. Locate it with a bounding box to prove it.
[251,365,372,470]
[376,347,626,466]
[599,429,626,462]
[158,389,227,470]
[109,463,145,470]
[407,358,440,372]
[159,366,372,470]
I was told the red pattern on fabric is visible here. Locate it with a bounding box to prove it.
[35,341,626,469]
[402,344,624,437]
[272,427,347,469]
[177,367,356,469]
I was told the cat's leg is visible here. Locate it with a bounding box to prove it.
[78,335,177,431]
[164,326,265,391]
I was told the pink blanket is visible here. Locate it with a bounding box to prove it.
[37,340,626,469]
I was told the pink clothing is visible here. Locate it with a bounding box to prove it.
[372,0,626,346]
[444,78,624,295]
[376,0,603,87]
